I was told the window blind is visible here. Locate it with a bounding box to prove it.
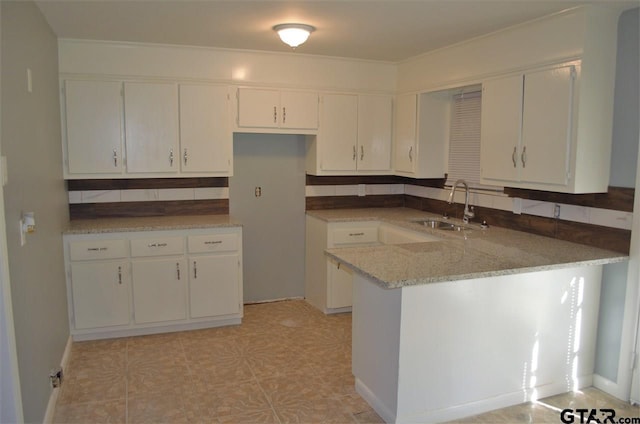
[446,90,483,188]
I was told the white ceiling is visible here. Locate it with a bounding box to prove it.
[36,0,634,62]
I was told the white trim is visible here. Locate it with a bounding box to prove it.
[0,148,25,423]
[593,374,629,402]
[42,337,72,424]
[357,375,595,423]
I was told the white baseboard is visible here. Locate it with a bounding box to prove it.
[245,296,304,305]
[356,375,594,424]
[593,374,630,402]
[43,336,72,424]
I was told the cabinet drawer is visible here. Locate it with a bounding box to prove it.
[130,237,184,257]
[331,227,378,246]
[69,239,128,261]
[188,233,238,253]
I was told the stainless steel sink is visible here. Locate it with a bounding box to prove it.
[417,219,468,232]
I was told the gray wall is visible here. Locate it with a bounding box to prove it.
[1,2,70,421]
[229,134,306,303]
[609,8,639,188]
[595,7,639,383]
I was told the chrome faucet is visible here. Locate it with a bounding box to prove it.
[448,179,475,224]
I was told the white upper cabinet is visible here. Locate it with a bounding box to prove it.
[480,75,523,182]
[63,80,124,176]
[315,94,359,172]
[62,80,232,178]
[308,93,393,175]
[520,66,575,186]
[357,94,393,171]
[236,88,318,132]
[394,92,449,179]
[179,84,231,175]
[480,64,587,192]
[124,82,179,174]
[394,93,417,174]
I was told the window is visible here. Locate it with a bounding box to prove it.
[446,90,482,187]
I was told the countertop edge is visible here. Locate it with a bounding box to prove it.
[326,250,628,289]
[64,216,242,235]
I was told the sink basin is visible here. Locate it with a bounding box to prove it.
[417,219,468,232]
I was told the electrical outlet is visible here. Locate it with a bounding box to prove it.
[49,367,63,389]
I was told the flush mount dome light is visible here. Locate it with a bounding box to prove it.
[273,23,316,49]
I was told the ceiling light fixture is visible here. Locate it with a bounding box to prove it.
[273,23,315,49]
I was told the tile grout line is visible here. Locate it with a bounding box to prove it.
[125,339,129,424]
[241,337,283,424]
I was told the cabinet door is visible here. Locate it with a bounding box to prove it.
[179,84,231,174]
[327,259,353,309]
[280,91,318,129]
[124,82,179,173]
[189,254,240,318]
[64,80,124,175]
[357,95,393,171]
[480,75,523,183]
[394,94,417,174]
[71,261,130,329]
[318,94,358,171]
[131,258,187,324]
[237,88,279,128]
[521,66,575,186]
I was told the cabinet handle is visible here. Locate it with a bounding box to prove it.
[113,149,118,167]
[360,145,364,161]
[273,106,277,123]
[193,261,197,279]
[512,146,517,168]
[521,146,527,168]
[204,240,223,245]
[349,232,365,236]
[353,145,357,161]
[117,266,122,285]
[282,107,286,124]
[176,262,181,280]
[169,149,174,166]
[87,247,108,252]
[183,148,188,166]
[147,243,168,248]
[409,146,413,162]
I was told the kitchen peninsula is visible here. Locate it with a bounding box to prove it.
[308,208,627,423]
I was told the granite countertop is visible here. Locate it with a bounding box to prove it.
[308,208,628,289]
[65,215,241,234]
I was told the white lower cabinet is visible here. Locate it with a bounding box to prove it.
[326,259,353,309]
[305,217,441,314]
[64,227,243,340]
[132,258,188,324]
[189,254,240,318]
[305,216,379,314]
[70,261,130,329]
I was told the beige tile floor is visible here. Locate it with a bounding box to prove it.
[54,300,639,424]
